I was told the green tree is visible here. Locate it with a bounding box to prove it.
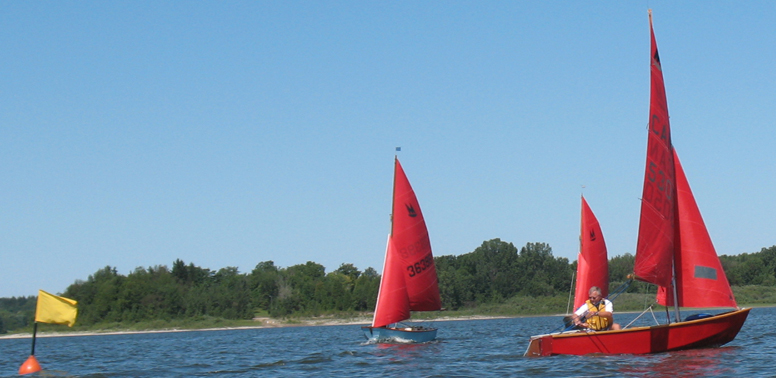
[64,266,125,324]
[284,261,326,312]
[516,242,569,296]
[250,261,279,311]
[351,272,379,311]
[208,267,251,319]
[334,263,361,280]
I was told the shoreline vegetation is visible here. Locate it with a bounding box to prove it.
[3,301,773,341]
[4,241,776,338]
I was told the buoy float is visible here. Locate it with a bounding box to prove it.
[19,355,42,375]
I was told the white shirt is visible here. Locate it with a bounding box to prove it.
[574,298,613,316]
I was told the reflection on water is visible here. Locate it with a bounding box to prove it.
[618,347,736,377]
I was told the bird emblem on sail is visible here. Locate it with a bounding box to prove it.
[589,230,597,242]
[652,50,662,71]
[406,204,418,217]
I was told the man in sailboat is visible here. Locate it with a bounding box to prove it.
[571,286,621,331]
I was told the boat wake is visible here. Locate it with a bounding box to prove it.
[361,337,440,346]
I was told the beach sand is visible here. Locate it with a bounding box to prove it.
[0,315,508,340]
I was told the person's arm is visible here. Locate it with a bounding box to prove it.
[594,300,614,322]
[596,300,614,317]
[572,304,589,326]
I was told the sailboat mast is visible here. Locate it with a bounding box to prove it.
[671,262,681,323]
[670,161,681,323]
[566,271,575,315]
[651,9,681,323]
[569,193,583,313]
[390,155,398,237]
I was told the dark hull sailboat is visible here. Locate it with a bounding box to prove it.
[361,157,441,343]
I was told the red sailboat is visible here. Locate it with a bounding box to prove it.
[361,157,442,343]
[525,11,749,356]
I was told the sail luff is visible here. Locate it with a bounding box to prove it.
[633,11,677,288]
[371,159,398,327]
[390,156,398,237]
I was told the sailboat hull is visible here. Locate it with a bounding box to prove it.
[361,326,438,343]
[525,308,750,356]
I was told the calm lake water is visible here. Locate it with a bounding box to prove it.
[1,307,774,377]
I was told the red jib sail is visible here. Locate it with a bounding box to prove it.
[634,13,676,288]
[372,238,410,327]
[656,151,737,308]
[574,196,609,310]
[372,157,441,328]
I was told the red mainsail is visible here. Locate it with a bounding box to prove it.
[656,151,737,308]
[634,13,676,288]
[636,13,738,310]
[573,196,609,310]
[371,157,441,328]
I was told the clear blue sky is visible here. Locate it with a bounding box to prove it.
[2,2,775,298]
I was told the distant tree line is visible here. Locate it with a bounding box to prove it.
[0,297,36,334]
[2,240,776,333]
[435,240,572,308]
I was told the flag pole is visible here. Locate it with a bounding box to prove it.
[30,322,37,355]
[19,322,42,374]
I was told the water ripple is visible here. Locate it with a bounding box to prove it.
[1,308,774,377]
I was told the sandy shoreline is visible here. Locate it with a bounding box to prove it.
[0,315,512,340]
[4,307,763,340]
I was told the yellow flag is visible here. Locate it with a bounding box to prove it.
[35,290,78,327]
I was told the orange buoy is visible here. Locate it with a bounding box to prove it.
[19,355,42,375]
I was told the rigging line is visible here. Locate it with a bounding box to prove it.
[566,272,575,315]
[606,279,633,302]
[623,303,655,329]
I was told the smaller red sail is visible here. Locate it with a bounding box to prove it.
[372,238,410,327]
[574,196,609,310]
[371,157,441,328]
[656,151,737,308]
[634,12,677,288]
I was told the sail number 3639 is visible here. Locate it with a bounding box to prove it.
[407,253,434,278]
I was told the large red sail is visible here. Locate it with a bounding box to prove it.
[656,151,737,308]
[634,12,677,288]
[372,158,441,328]
[392,158,441,312]
[574,196,609,310]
